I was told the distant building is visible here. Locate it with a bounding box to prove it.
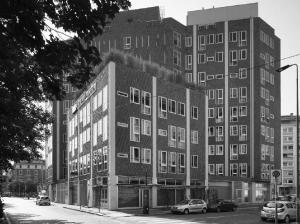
[9,160,46,196]
[279,115,298,195]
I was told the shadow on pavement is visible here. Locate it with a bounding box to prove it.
[7,213,83,224]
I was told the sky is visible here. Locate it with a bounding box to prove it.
[129,0,300,116]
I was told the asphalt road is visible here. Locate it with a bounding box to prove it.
[2,197,288,224]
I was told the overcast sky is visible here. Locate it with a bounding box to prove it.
[129,0,300,116]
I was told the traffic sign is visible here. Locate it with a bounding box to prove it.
[271,169,282,185]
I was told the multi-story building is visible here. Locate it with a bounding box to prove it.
[46,3,281,205]
[279,115,297,195]
[67,56,207,209]
[10,160,46,196]
[186,3,281,202]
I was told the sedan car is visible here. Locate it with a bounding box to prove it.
[260,201,296,223]
[171,199,207,214]
[36,195,51,206]
[208,199,238,212]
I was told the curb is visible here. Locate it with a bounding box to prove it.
[62,206,104,216]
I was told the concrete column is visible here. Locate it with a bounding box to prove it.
[152,76,158,208]
[107,62,118,210]
[186,88,191,199]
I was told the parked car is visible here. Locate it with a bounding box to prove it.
[208,199,238,212]
[170,199,207,214]
[36,195,51,206]
[260,201,296,223]
[277,195,296,202]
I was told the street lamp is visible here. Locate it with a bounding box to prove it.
[276,63,299,222]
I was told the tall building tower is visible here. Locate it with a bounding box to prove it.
[280,115,297,195]
[187,3,281,202]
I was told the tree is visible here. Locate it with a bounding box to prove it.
[0,0,131,171]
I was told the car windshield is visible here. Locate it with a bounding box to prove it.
[41,197,49,200]
[177,200,190,205]
[264,202,284,208]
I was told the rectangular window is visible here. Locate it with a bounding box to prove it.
[177,127,185,148]
[239,49,247,60]
[261,144,266,160]
[185,36,192,47]
[216,164,224,175]
[185,55,192,70]
[63,100,70,114]
[208,34,215,44]
[197,72,206,85]
[216,126,223,142]
[141,91,151,115]
[230,144,238,160]
[173,31,181,48]
[123,36,131,49]
[191,130,198,144]
[229,32,237,42]
[239,68,247,79]
[178,153,185,174]
[239,125,247,141]
[191,106,198,120]
[93,94,98,111]
[208,145,215,155]
[216,89,223,104]
[208,164,215,175]
[168,99,176,114]
[230,88,238,98]
[102,86,107,111]
[208,126,215,137]
[240,31,247,46]
[229,50,238,66]
[239,87,247,103]
[230,106,238,122]
[198,53,206,64]
[158,96,167,119]
[173,50,181,66]
[130,146,140,163]
[86,102,90,125]
[208,108,214,118]
[93,122,97,146]
[215,33,223,44]
[216,145,224,155]
[208,89,215,100]
[169,152,176,173]
[186,73,193,83]
[239,106,247,116]
[141,119,151,136]
[177,102,185,116]
[239,163,247,177]
[239,144,247,154]
[215,52,223,62]
[230,163,238,176]
[198,35,206,50]
[168,125,176,147]
[97,90,102,109]
[215,107,223,123]
[102,116,108,141]
[130,117,140,142]
[230,125,238,136]
[141,148,151,164]
[159,151,167,173]
[130,87,140,104]
[191,155,198,168]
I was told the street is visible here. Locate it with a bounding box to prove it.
[2,197,276,224]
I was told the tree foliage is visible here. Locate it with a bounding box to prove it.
[0,0,131,171]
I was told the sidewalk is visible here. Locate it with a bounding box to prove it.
[53,202,170,217]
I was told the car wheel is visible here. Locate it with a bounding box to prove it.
[183,209,189,215]
[261,217,266,221]
[284,215,290,224]
[216,207,221,213]
[202,208,207,214]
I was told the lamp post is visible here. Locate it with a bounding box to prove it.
[276,64,299,222]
